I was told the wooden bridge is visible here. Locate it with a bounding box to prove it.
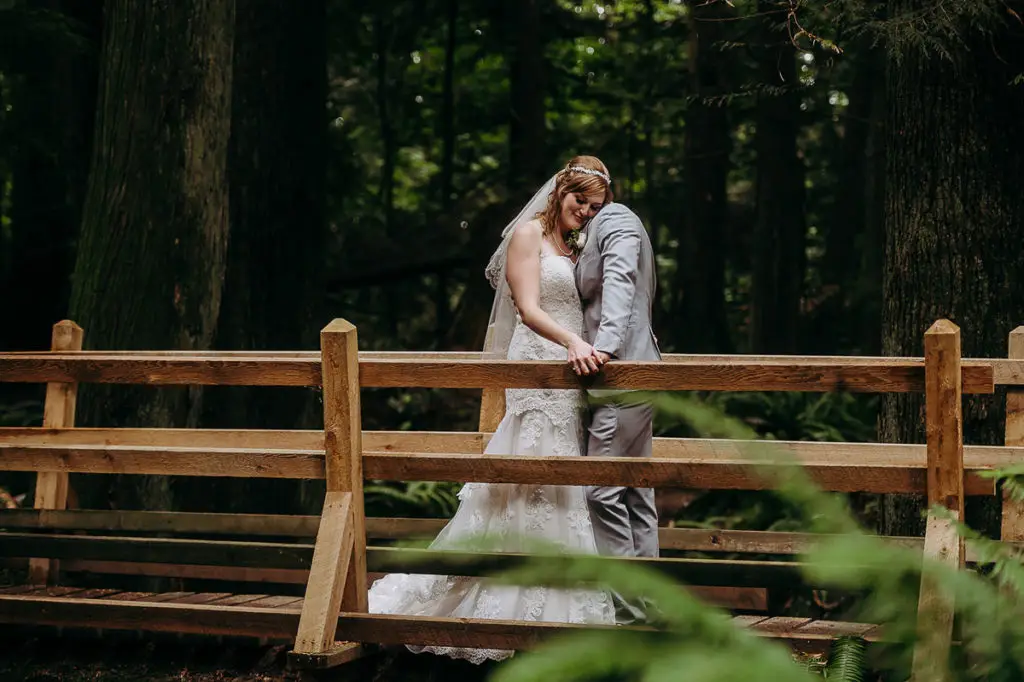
[0,318,1021,674]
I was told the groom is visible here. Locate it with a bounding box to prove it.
[574,201,661,625]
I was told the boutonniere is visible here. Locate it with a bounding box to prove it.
[566,229,588,256]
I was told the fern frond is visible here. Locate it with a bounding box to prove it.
[824,636,866,681]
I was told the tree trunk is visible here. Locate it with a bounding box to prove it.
[69,0,234,512]
[440,0,458,214]
[193,0,328,515]
[435,0,459,341]
[858,58,886,356]
[507,0,547,192]
[446,0,547,349]
[1,0,101,352]
[750,0,807,354]
[880,1,1024,537]
[675,0,733,353]
[823,50,875,297]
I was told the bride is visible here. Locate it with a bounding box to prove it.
[368,156,617,663]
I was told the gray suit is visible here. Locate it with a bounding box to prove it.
[574,202,660,624]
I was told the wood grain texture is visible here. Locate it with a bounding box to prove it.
[0,509,321,537]
[358,358,996,393]
[0,593,893,646]
[0,443,1003,494]
[5,346,1017,380]
[1001,327,1024,541]
[319,320,367,614]
[288,642,375,670]
[362,451,997,495]
[3,426,1022,467]
[0,537,808,587]
[328,612,884,648]
[0,594,300,638]
[0,443,326,478]
[6,558,766,611]
[363,547,807,588]
[9,510,975,561]
[0,532,313,569]
[911,513,962,682]
[294,492,354,653]
[924,320,965,516]
[0,353,997,392]
[29,320,84,584]
[61,559,309,584]
[0,353,322,386]
[0,427,484,454]
[478,387,505,432]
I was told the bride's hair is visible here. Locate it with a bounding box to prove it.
[535,155,613,236]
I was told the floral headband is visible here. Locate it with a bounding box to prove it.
[565,165,611,185]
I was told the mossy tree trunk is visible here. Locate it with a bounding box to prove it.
[675,0,733,354]
[749,0,807,354]
[2,0,101,352]
[880,0,1024,537]
[69,0,234,511]
[197,0,328,515]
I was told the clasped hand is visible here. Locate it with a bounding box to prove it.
[567,336,609,376]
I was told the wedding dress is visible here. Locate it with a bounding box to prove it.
[367,250,615,663]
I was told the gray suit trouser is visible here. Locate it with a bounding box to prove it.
[585,399,659,624]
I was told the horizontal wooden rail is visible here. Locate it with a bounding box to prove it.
[0,353,998,392]
[0,535,809,588]
[0,559,769,612]
[3,348,1020,383]
[0,533,312,569]
[0,427,484,453]
[0,595,882,649]
[0,443,326,479]
[0,442,1003,494]
[0,594,301,638]
[3,427,1021,469]
[0,509,322,537]
[0,511,1002,564]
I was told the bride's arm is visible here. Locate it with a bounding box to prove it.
[505,221,602,375]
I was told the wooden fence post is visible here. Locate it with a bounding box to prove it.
[1000,326,1024,542]
[291,319,368,667]
[479,323,505,434]
[911,319,965,682]
[28,320,84,585]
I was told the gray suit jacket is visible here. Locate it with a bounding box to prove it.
[575,202,661,362]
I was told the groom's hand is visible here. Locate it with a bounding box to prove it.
[595,351,611,365]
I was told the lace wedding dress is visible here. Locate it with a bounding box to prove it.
[368,251,615,663]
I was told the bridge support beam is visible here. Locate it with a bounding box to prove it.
[911,320,965,682]
[291,319,372,669]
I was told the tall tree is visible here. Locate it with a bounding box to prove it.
[506,0,547,193]
[676,0,733,353]
[68,0,235,511]
[198,0,329,514]
[0,0,101,351]
[448,0,548,350]
[880,1,1024,537]
[750,0,807,354]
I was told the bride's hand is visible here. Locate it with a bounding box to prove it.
[567,336,603,376]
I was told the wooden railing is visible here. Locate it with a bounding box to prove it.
[0,319,1022,672]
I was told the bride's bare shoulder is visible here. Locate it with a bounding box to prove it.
[516,219,543,236]
[510,219,543,244]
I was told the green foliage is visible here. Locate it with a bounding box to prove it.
[365,480,462,518]
[823,636,867,681]
[377,393,1024,681]
[0,400,41,427]
[702,392,877,443]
